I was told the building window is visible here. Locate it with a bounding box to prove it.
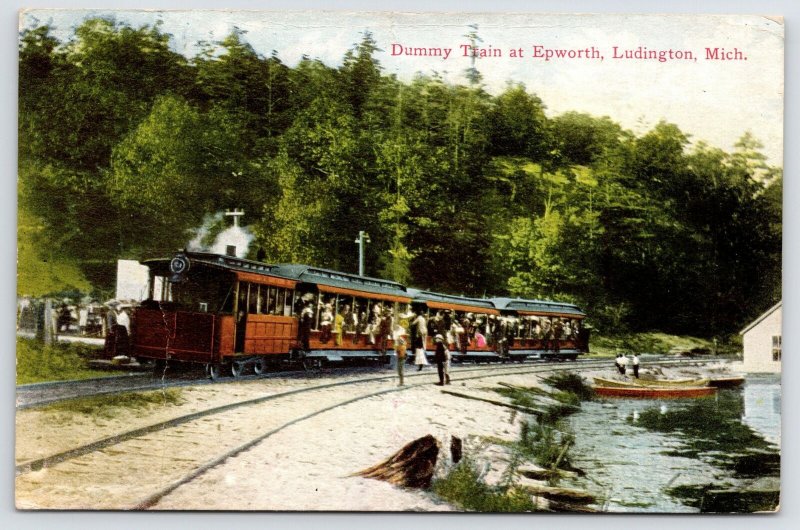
[772,335,781,361]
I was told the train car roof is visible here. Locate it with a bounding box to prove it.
[491,297,585,317]
[268,263,409,299]
[142,252,284,277]
[142,252,409,299]
[406,288,499,314]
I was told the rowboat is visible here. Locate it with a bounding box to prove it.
[593,376,709,388]
[593,385,717,399]
[708,376,746,388]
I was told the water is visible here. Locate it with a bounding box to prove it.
[560,375,781,513]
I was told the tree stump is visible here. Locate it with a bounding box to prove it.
[354,435,440,489]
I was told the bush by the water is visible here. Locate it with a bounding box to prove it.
[16,337,108,385]
[433,457,538,512]
[519,421,576,472]
[543,372,594,401]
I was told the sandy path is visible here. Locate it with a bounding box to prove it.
[154,372,543,511]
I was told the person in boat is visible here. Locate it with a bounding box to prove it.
[632,353,640,378]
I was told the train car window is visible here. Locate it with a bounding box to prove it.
[353,297,367,334]
[272,288,284,315]
[220,283,235,314]
[340,296,355,333]
[312,292,322,330]
[248,284,259,314]
[283,289,294,316]
[237,282,248,316]
[257,285,267,314]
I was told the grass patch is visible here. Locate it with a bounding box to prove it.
[433,456,539,512]
[16,337,108,385]
[543,372,594,401]
[518,421,576,473]
[41,388,185,419]
[589,332,740,356]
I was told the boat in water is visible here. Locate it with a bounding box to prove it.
[593,385,718,399]
[593,376,709,388]
[707,376,746,388]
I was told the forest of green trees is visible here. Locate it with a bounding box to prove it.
[18,19,782,338]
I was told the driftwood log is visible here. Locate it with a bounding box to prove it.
[450,436,463,464]
[354,435,440,489]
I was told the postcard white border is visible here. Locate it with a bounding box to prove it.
[3,1,796,529]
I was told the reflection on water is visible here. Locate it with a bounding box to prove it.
[563,375,780,513]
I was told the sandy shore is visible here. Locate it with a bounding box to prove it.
[16,360,737,511]
[153,370,544,511]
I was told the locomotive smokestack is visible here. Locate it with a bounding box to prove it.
[226,245,237,257]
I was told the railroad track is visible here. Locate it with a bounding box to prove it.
[15,357,714,510]
[16,355,716,409]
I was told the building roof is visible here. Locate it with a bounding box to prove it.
[739,300,782,335]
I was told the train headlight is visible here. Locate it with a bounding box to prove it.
[169,253,190,283]
[170,254,190,275]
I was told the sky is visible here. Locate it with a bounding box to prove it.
[19,10,784,166]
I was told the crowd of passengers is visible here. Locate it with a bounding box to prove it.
[295,293,582,356]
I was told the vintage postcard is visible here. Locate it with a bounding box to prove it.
[16,10,782,513]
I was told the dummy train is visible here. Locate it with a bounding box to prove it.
[129,252,589,378]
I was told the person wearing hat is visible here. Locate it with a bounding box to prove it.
[298,301,314,352]
[433,334,450,385]
[412,311,429,370]
[319,303,333,343]
[394,337,407,386]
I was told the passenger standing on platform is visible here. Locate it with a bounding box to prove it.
[490,315,502,352]
[412,310,428,371]
[378,308,392,354]
[319,303,333,343]
[78,306,89,336]
[541,318,552,350]
[114,306,131,357]
[333,306,344,346]
[298,302,313,352]
[394,337,407,386]
[433,334,449,385]
[367,303,381,345]
[356,309,367,344]
[632,353,640,378]
[553,318,564,353]
[459,314,472,355]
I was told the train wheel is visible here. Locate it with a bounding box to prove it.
[231,361,244,378]
[253,358,268,376]
[205,363,221,380]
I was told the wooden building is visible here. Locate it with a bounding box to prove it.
[740,301,782,373]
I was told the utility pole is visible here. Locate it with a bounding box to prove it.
[354,231,370,276]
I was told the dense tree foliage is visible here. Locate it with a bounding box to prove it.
[18,19,782,337]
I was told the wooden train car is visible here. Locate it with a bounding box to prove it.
[131,252,410,377]
[406,288,501,362]
[491,298,588,361]
[129,251,589,378]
